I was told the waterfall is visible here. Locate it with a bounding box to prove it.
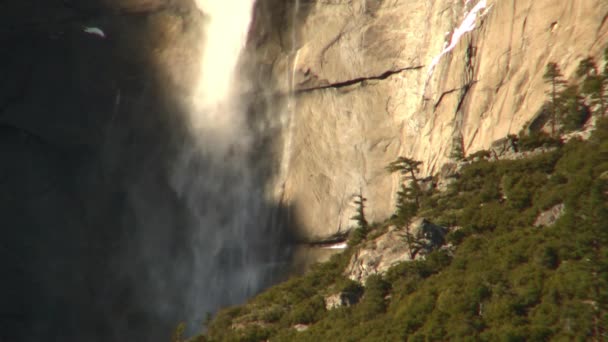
[190,0,256,141]
[159,0,290,331]
[276,0,300,205]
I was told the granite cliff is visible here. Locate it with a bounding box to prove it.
[1,0,607,340]
[248,0,608,240]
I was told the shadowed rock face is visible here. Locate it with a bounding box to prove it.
[0,1,297,341]
[2,0,607,339]
[0,1,198,340]
[251,0,608,241]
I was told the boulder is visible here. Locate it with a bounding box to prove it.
[534,203,566,227]
[324,291,361,310]
[293,324,310,332]
[345,219,447,283]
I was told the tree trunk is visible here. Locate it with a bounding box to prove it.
[552,80,557,135]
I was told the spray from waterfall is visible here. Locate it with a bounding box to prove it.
[276,0,300,199]
[152,0,291,332]
[189,0,256,146]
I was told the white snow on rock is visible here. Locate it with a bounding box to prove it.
[83,27,106,38]
[427,0,489,79]
[321,242,348,250]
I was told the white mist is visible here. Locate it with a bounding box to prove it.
[191,0,256,143]
[163,0,291,333]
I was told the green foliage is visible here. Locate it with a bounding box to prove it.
[577,56,607,117]
[393,184,419,224]
[517,130,562,151]
[399,222,424,259]
[386,157,435,258]
[576,56,599,78]
[350,191,368,230]
[286,295,326,325]
[340,279,364,300]
[358,275,390,320]
[536,245,559,270]
[544,62,568,135]
[542,55,608,132]
[450,134,466,161]
[558,84,591,132]
[195,64,608,342]
[385,157,422,179]
[349,191,369,246]
[347,227,367,247]
[386,157,425,226]
[171,322,186,342]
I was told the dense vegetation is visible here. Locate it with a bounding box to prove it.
[180,57,608,341]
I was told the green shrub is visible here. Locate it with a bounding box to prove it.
[518,131,562,151]
[358,275,390,320]
[286,295,325,325]
[199,79,608,342]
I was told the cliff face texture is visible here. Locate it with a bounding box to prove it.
[0,1,205,340]
[1,0,607,340]
[250,0,608,241]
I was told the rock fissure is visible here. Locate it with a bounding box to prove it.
[600,12,608,35]
[455,80,477,114]
[433,81,478,110]
[295,65,424,94]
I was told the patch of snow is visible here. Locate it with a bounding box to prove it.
[426,0,489,80]
[83,27,106,38]
[321,242,348,250]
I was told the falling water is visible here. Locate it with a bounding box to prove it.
[190,0,256,140]
[276,0,300,200]
[162,0,291,331]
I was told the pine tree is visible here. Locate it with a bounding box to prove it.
[558,84,590,132]
[576,57,606,117]
[401,220,424,259]
[543,62,568,135]
[393,184,418,226]
[348,190,370,246]
[386,157,423,207]
[387,157,424,231]
[507,134,519,153]
[351,191,368,231]
[450,134,465,161]
[386,157,422,183]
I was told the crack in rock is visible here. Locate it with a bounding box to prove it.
[433,80,477,110]
[295,65,424,94]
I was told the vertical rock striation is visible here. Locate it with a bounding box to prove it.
[249,0,608,240]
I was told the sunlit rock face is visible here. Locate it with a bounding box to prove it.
[251,0,608,241]
[2,0,607,339]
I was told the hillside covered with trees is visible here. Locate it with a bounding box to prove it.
[178,55,608,342]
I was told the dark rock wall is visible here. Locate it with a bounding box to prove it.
[0,0,306,339]
[0,1,198,340]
